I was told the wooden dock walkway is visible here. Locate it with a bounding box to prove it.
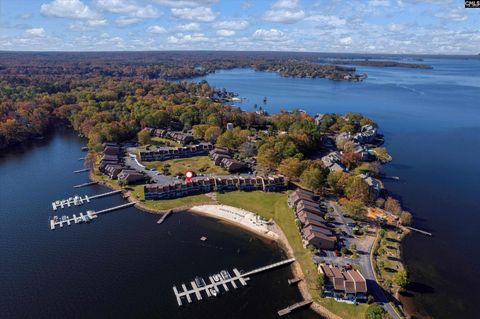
[288,278,302,285]
[242,258,295,277]
[94,202,135,215]
[73,181,98,188]
[277,300,312,316]
[157,210,172,224]
[172,259,295,306]
[88,190,122,200]
[73,168,90,173]
[407,226,432,236]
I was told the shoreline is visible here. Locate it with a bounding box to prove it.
[90,171,339,317]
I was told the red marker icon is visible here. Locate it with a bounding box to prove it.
[185,171,193,182]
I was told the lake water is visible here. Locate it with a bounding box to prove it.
[193,59,480,319]
[0,130,318,319]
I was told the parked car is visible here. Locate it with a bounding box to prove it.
[334,250,341,257]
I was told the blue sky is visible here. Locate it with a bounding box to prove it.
[1,0,479,54]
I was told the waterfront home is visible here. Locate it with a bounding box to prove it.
[288,188,318,207]
[297,211,325,225]
[103,146,122,156]
[303,227,336,250]
[353,125,377,145]
[321,151,346,172]
[117,169,144,184]
[220,158,249,173]
[151,128,194,145]
[99,160,119,172]
[359,173,382,199]
[144,175,286,200]
[318,264,367,302]
[105,164,125,179]
[139,143,213,161]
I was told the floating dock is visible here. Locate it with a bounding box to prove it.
[172,258,295,306]
[49,202,136,230]
[277,300,312,316]
[52,195,90,210]
[52,190,122,210]
[50,211,98,230]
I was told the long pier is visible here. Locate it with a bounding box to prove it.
[242,258,295,277]
[172,259,295,306]
[73,181,98,188]
[52,190,122,210]
[406,226,432,236]
[95,202,136,215]
[73,168,90,173]
[157,210,172,224]
[277,300,313,316]
[49,202,136,230]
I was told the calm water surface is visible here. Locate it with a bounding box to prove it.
[0,130,318,319]
[194,59,480,319]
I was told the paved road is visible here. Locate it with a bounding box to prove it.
[326,201,401,319]
[124,154,175,184]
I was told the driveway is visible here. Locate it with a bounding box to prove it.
[325,200,401,319]
[124,154,175,184]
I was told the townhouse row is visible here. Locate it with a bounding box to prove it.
[144,175,286,200]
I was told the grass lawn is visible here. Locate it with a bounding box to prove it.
[374,229,405,288]
[151,136,181,147]
[130,185,211,211]
[143,156,228,176]
[216,191,368,319]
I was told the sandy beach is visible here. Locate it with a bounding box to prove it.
[189,204,279,241]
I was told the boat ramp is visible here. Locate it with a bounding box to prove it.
[172,258,295,306]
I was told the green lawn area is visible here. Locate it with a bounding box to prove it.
[151,136,181,147]
[143,156,228,176]
[130,184,211,211]
[374,229,405,288]
[216,191,368,319]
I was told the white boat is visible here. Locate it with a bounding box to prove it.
[213,274,220,282]
[210,289,217,297]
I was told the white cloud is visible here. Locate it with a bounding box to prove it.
[264,0,305,23]
[217,29,235,37]
[25,27,46,37]
[174,22,201,31]
[252,28,286,41]
[115,16,142,26]
[306,15,346,27]
[41,0,101,20]
[70,19,107,31]
[155,0,218,7]
[96,0,161,18]
[387,23,406,32]
[339,36,352,45]
[369,0,390,7]
[435,9,467,21]
[171,7,217,22]
[167,33,208,44]
[213,20,249,30]
[147,25,167,34]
